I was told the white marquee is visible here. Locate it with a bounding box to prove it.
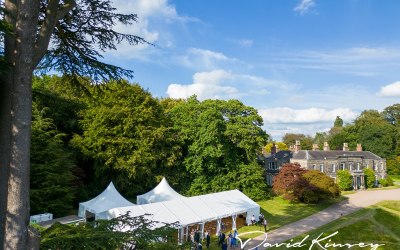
[78,182,135,218]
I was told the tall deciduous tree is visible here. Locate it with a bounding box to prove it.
[354,110,397,158]
[167,97,269,199]
[334,116,344,128]
[72,81,181,195]
[282,133,313,150]
[382,104,400,126]
[0,1,146,248]
[263,142,288,153]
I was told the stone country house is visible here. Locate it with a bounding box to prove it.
[263,141,387,190]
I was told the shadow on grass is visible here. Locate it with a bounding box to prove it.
[257,196,348,231]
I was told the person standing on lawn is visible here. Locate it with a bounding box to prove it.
[263,218,268,232]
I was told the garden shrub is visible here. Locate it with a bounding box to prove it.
[337,170,352,191]
[363,168,376,188]
[379,178,388,187]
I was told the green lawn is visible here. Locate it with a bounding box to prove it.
[239,196,346,233]
[279,201,400,250]
[391,175,400,187]
[203,196,346,250]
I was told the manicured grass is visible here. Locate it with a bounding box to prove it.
[247,196,346,232]
[379,200,400,213]
[341,190,356,195]
[281,201,400,250]
[391,175,400,187]
[367,185,400,191]
[391,175,400,183]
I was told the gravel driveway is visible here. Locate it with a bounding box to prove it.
[245,188,400,249]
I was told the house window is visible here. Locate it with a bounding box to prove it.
[380,162,384,171]
[340,163,345,170]
[312,164,316,170]
[357,163,361,171]
[320,164,324,172]
[349,163,353,171]
[332,164,336,173]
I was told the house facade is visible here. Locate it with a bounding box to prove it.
[264,144,292,186]
[264,141,387,190]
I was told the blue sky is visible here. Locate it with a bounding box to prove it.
[104,0,400,140]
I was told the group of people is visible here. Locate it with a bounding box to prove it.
[251,214,268,232]
[218,230,239,249]
[189,229,210,250]
[189,213,268,249]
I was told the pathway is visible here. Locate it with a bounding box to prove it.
[244,188,400,249]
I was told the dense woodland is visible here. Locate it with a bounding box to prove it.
[31,75,270,217]
[31,75,400,218]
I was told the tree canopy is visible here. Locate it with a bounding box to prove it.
[263,142,289,153]
[282,133,313,150]
[273,163,340,203]
[72,81,181,195]
[166,96,269,199]
[40,214,181,250]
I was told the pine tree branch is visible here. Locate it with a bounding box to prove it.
[34,0,76,67]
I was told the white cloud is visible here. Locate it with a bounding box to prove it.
[294,0,316,15]
[378,81,400,97]
[178,48,230,70]
[167,70,239,100]
[241,39,253,47]
[112,0,180,43]
[259,107,358,124]
[236,39,254,48]
[259,107,359,140]
[166,69,281,100]
[264,46,400,76]
[106,0,194,59]
[266,124,331,141]
[304,47,400,63]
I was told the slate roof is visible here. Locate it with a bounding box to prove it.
[265,150,292,160]
[292,150,383,161]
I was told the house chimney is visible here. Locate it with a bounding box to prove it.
[295,140,301,153]
[312,144,319,151]
[323,142,330,151]
[271,143,277,155]
[356,143,362,152]
[343,143,349,151]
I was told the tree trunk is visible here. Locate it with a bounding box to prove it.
[0,69,12,249]
[2,0,40,249]
[0,0,16,246]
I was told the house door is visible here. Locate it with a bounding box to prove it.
[356,176,361,189]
